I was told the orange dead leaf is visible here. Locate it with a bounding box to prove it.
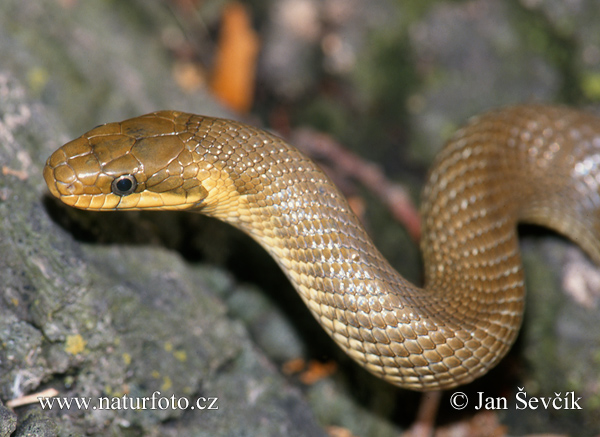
[210,2,260,113]
[299,360,338,385]
[326,425,359,437]
[282,357,307,375]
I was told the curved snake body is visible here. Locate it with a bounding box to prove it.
[44,105,600,390]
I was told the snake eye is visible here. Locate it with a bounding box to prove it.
[111,174,138,196]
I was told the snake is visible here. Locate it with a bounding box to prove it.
[43,105,600,391]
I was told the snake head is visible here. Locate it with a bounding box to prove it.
[44,111,210,211]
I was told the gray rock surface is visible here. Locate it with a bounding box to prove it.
[0,69,326,437]
[0,2,326,436]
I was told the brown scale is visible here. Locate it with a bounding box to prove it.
[44,105,600,390]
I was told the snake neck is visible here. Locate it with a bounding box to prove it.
[196,120,519,389]
[196,106,600,390]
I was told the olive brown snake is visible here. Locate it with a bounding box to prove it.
[43,105,600,391]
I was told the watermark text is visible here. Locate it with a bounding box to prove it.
[38,391,219,412]
[449,387,582,411]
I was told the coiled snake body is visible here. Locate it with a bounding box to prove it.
[44,105,600,390]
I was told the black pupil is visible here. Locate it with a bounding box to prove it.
[116,178,133,193]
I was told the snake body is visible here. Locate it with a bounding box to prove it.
[44,105,600,390]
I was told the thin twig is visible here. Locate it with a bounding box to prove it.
[291,128,421,242]
[5,388,59,408]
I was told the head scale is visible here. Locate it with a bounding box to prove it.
[44,111,211,211]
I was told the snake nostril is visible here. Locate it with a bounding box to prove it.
[111,174,138,196]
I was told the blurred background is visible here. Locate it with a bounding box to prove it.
[1,0,600,435]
